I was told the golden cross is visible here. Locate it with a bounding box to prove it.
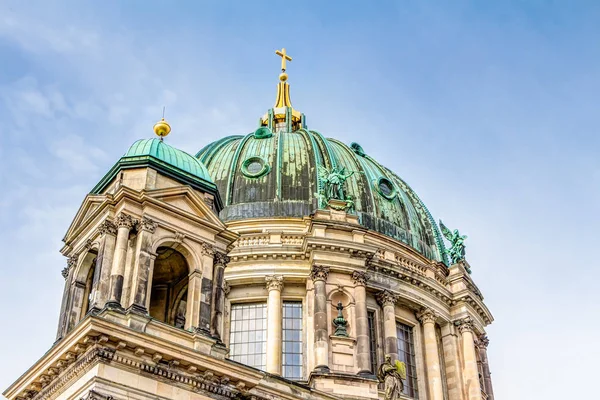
[275,48,292,72]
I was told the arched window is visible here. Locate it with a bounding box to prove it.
[81,255,97,315]
[149,247,189,329]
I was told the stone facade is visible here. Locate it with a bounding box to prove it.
[4,82,495,400]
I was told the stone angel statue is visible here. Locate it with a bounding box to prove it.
[377,355,406,400]
[316,165,355,207]
[439,220,467,265]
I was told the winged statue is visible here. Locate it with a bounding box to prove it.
[316,165,355,208]
[439,220,467,265]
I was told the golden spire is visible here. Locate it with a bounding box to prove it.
[153,107,171,140]
[275,47,292,82]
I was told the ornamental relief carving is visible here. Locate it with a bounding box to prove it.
[138,216,157,233]
[351,270,370,286]
[114,213,136,229]
[376,290,399,307]
[265,275,284,291]
[310,265,330,281]
[416,308,437,325]
[214,251,230,267]
[98,220,117,236]
[455,316,475,334]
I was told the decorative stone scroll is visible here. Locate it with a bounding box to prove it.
[310,265,330,282]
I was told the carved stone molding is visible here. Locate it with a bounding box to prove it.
[310,265,330,282]
[376,290,399,307]
[138,216,157,233]
[98,220,117,236]
[80,390,115,400]
[477,334,490,348]
[201,242,215,257]
[455,316,475,334]
[351,270,370,286]
[214,251,230,267]
[265,275,284,292]
[114,213,135,229]
[416,308,437,325]
[223,281,231,296]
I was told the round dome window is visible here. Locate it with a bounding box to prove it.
[375,177,397,200]
[241,156,271,178]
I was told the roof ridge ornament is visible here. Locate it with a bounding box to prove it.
[153,106,171,140]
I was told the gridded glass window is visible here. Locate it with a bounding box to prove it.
[368,311,378,374]
[229,303,267,370]
[282,302,303,379]
[397,322,419,398]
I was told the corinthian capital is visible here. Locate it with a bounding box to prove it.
[477,334,490,348]
[98,220,117,236]
[214,251,230,267]
[416,308,438,325]
[265,275,284,292]
[352,270,370,286]
[376,290,399,307]
[455,316,475,334]
[310,265,330,282]
[114,213,135,229]
[139,216,158,233]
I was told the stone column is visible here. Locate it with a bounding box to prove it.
[265,275,284,375]
[377,290,399,362]
[56,256,77,340]
[211,251,230,341]
[129,217,157,313]
[477,335,494,400]
[90,220,117,309]
[311,265,330,372]
[196,243,215,334]
[440,322,465,400]
[457,317,482,400]
[417,308,444,400]
[352,271,371,375]
[108,213,135,306]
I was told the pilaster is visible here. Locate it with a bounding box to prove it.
[352,271,371,375]
[456,317,482,400]
[311,265,330,372]
[265,275,284,375]
[376,290,399,362]
[417,308,444,400]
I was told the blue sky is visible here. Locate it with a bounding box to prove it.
[0,1,598,398]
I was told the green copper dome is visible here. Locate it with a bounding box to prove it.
[92,138,222,210]
[125,138,213,182]
[196,130,447,262]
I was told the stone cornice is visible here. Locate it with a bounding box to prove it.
[265,275,284,291]
[310,265,330,282]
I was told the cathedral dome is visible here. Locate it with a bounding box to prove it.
[197,131,446,262]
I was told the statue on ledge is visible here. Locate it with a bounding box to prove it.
[439,220,468,266]
[378,355,406,400]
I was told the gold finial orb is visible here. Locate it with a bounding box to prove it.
[153,118,171,138]
[279,72,288,82]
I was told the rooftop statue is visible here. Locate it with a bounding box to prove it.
[439,220,468,266]
[317,165,355,209]
[378,355,406,400]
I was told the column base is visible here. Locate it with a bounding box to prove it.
[103,301,125,312]
[126,304,148,315]
[313,365,330,373]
